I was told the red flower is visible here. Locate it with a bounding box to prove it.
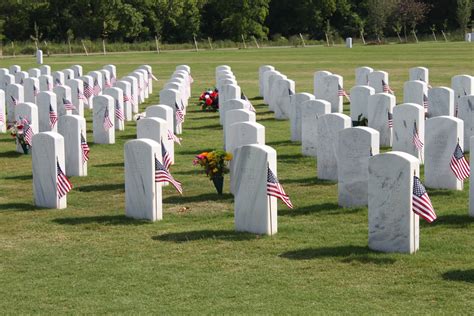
[205,98,212,105]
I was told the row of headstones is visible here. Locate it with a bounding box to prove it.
[158,65,193,135]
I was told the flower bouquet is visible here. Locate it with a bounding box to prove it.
[193,149,232,194]
[198,88,219,111]
[9,118,33,154]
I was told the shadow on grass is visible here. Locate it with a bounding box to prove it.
[257,110,273,115]
[427,214,474,228]
[175,149,215,155]
[4,174,32,180]
[282,177,336,186]
[0,202,36,212]
[190,114,220,120]
[172,169,201,176]
[118,134,136,140]
[93,162,124,168]
[0,151,23,158]
[442,269,474,283]
[256,117,276,122]
[0,138,13,143]
[280,246,395,265]
[163,193,233,204]
[77,183,124,192]
[152,229,256,243]
[278,154,309,163]
[186,123,222,130]
[266,139,294,147]
[279,202,363,216]
[427,189,456,197]
[53,215,149,226]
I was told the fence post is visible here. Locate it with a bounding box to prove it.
[208,37,213,50]
[102,39,106,55]
[299,33,306,47]
[81,40,89,56]
[253,36,260,48]
[441,30,448,42]
[68,39,72,55]
[241,34,247,49]
[412,30,419,43]
[193,35,199,52]
[11,41,15,57]
[155,36,160,53]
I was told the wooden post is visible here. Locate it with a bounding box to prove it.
[102,39,106,55]
[34,40,38,51]
[253,36,260,48]
[207,37,213,50]
[441,30,448,42]
[360,30,366,45]
[241,34,247,49]
[11,41,15,57]
[324,32,330,47]
[432,31,437,42]
[43,41,50,57]
[193,35,198,52]
[0,41,2,59]
[299,33,306,47]
[68,39,72,55]
[81,40,89,56]
[412,30,419,43]
[154,36,160,53]
[396,32,402,43]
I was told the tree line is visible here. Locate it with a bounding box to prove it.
[0,0,472,44]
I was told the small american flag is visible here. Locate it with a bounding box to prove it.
[155,157,182,194]
[93,79,101,96]
[382,80,394,94]
[161,140,172,170]
[83,82,93,99]
[49,104,58,128]
[63,98,76,111]
[114,100,125,121]
[110,74,116,85]
[0,109,5,126]
[22,119,34,146]
[57,159,73,199]
[55,78,62,87]
[241,92,256,112]
[423,93,428,111]
[388,111,393,128]
[267,167,293,209]
[412,176,436,223]
[148,71,158,81]
[412,123,423,150]
[175,102,185,125]
[103,107,114,130]
[46,78,53,91]
[80,133,90,163]
[123,94,131,103]
[450,143,470,181]
[33,85,39,97]
[11,95,18,106]
[338,84,351,101]
[104,78,112,89]
[77,87,88,104]
[167,129,182,145]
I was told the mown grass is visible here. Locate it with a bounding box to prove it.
[0,42,473,314]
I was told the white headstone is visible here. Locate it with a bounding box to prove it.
[428,87,454,117]
[160,89,182,134]
[316,113,351,181]
[71,65,83,78]
[290,92,314,141]
[274,78,295,120]
[15,102,39,153]
[355,67,373,86]
[99,69,112,90]
[471,136,474,217]
[65,79,84,117]
[103,64,116,84]
[27,68,41,78]
[130,72,145,103]
[314,74,343,113]
[36,50,43,64]
[368,70,390,93]
[39,65,51,76]
[145,105,175,163]
[37,91,58,132]
[368,151,420,253]
[58,115,87,177]
[409,67,429,84]
[220,84,241,124]
[53,85,73,117]
[63,69,74,81]
[350,85,375,123]
[368,93,396,147]
[103,87,125,131]
[122,76,138,113]
[125,139,162,221]
[301,99,331,156]
[345,37,353,48]
[263,70,280,106]
[9,65,21,74]
[80,75,94,109]
[135,69,150,99]
[268,73,287,112]
[458,95,474,152]
[6,83,24,123]
[393,103,425,161]
[232,144,278,235]
[259,65,274,97]
[52,71,65,87]
[221,99,247,128]
[451,75,473,107]
[32,132,67,209]
[338,127,379,207]
[137,118,169,163]
[313,70,331,96]
[38,74,53,92]
[23,77,39,103]
[92,95,115,144]
[403,80,428,110]
[224,109,256,150]
[425,116,464,190]
[15,71,28,85]
[1,74,14,92]
[115,80,132,121]
[0,90,5,133]
[89,71,103,95]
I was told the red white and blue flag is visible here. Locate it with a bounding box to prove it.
[241,92,256,112]
[77,87,88,104]
[423,93,428,111]
[103,107,114,130]
[161,140,172,170]
[382,80,394,94]
[175,102,185,125]
[63,98,76,111]
[115,99,125,121]
[388,111,393,128]
[81,133,90,163]
[267,167,293,209]
[93,79,101,96]
[49,104,58,128]
[83,82,93,99]
[155,157,182,194]
[20,117,34,146]
[412,176,436,223]
[338,84,351,102]
[450,143,470,181]
[412,123,423,151]
[57,159,73,199]
[167,129,182,145]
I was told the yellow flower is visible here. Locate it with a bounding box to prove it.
[225,153,233,161]
[213,168,218,173]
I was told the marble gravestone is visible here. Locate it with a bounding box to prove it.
[130,72,145,103]
[267,73,286,110]
[220,84,241,124]
[122,76,139,113]
[15,71,28,84]
[36,50,43,65]
[23,77,40,103]
[52,71,65,87]
[350,85,375,123]
[71,65,83,78]
[221,99,247,129]
[368,151,420,254]
[313,71,331,97]
[428,87,455,117]
[80,75,94,109]
[58,115,87,177]
[28,68,41,78]
[315,74,344,113]
[92,95,115,144]
[38,74,53,92]
[457,95,474,152]
[37,91,58,132]
[32,132,68,209]
[9,65,21,75]
[104,65,117,85]
[63,69,74,81]
[451,75,473,106]
[6,83,24,123]
[137,118,170,166]
[125,139,162,221]
[301,99,331,157]
[103,87,125,131]
[53,85,74,117]
[146,104,175,140]
[89,71,103,95]
[159,89,182,134]
[368,70,390,93]
[262,70,279,105]
[425,116,464,190]
[232,144,278,235]
[355,67,373,86]
[316,113,351,181]
[66,78,84,117]
[471,136,474,217]
[403,80,428,110]
[338,127,380,207]
[135,69,150,99]
[273,79,295,120]
[259,65,274,97]
[409,67,429,84]
[0,90,5,133]
[100,69,112,90]
[15,102,39,153]
[39,65,51,76]
[224,109,257,151]
[290,92,314,141]
[368,93,396,147]
[215,65,231,79]
[227,121,265,155]
[392,103,425,161]
[115,80,133,121]
[2,74,14,92]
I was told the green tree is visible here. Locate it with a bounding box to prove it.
[456,0,472,31]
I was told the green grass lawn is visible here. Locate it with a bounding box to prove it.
[0,42,473,314]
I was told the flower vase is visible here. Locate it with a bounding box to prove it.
[212,176,224,195]
[20,143,30,155]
